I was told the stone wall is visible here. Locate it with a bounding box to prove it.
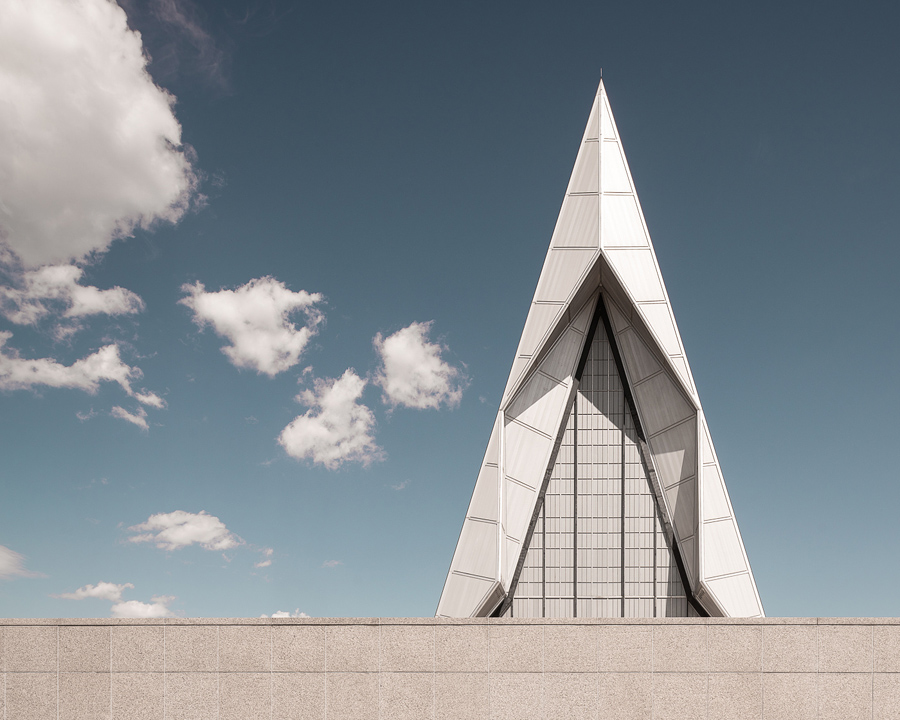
[1,617,899,719]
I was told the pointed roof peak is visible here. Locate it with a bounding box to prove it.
[596,76,605,95]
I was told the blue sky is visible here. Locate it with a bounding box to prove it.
[1,0,899,618]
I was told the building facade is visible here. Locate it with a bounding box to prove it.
[437,82,763,619]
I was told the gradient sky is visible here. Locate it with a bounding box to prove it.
[1,0,899,619]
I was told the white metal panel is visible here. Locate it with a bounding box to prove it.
[669,356,695,395]
[650,417,697,486]
[568,141,599,194]
[703,574,763,618]
[700,419,716,465]
[678,534,697,585]
[436,573,497,618]
[636,302,682,357]
[570,294,596,333]
[467,461,499,522]
[517,303,563,357]
[631,372,694,437]
[454,519,499,579]
[539,329,585,383]
[599,94,617,140]
[604,248,666,303]
[664,479,697,544]
[605,297,631,334]
[700,462,731,521]
[702,519,747,578]
[585,96,600,140]
[504,479,538,543]
[503,420,553,488]
[506,372,569,437]
[600,140,632,193]
[551,195,600,248]
[504,535,524,582]
[615,327,662,383]
[600,194,648,248]
[535,249,598,303]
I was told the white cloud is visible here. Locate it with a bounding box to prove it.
[111,595,176,618]
[322,560,343,568]
[374,321,465,410]
[0,265,143,326]
[254,547,274,568]
[54,581,134,602]
[111,406,149,431]
[0,545,40,579]
[0,0,199,268]
[278,370,384,470]
[261,609,309,618]
[0,332,162,407]
[180,277,323,376]
[128,510,242,551]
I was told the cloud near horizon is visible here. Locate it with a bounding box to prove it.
[180,277,324,376]
[0,0,200,269]
[374,321,465,410]
[127,510,243,551]
[0,545,41,580]
[279,369,384,470]
[54,581,134,602]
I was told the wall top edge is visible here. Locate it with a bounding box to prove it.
[1,617,898,627]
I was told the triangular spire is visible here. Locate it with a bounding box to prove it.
[437,81,763,618]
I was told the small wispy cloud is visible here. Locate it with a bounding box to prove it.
[254,547,274,568]
[278,369,384,470]
[391,480,410,491]
[260,608,309,618]
[373,321,466,410]
[127,510,243,551]
[111,406,149,431]
[322,560,342,569]
[53,581,134,602]
[0,545,43,580]
[180,277,323,377]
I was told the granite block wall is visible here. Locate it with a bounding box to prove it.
[1,617,899,719]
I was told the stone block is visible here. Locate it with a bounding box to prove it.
[5,626,57,672]
[708,625,761,672]
[325,625,379,672]
[380,672,434,720]
[762,673,816,720]
[487,625,542,673]
[165,672,217,720]
[272,672,325,720]
[543,672,597,720]
[874,673,900,720]
[762,625,816,672]
[59,672,110,720]
[6,672,57,720]
[652,672,707,719]
[708,672,761,720]
[219,672,270,720]
[818,625,872,672]
[818,673,872,720]
[273,625,326,672]
[653,624,707,672]
[325,672,378,720]
[110,672,163,720]
[434,624,488,673]
[60,626,110,672]
[543,625,597,673]
[111,626,164,672]
[597,625,651,672]
[218,625,271,671]
[489,673,543,720]
[165,626,217,673]
[434,672,489,720]
[380,624,434,672]
[875,627,900,672]
[597,673,652,720]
